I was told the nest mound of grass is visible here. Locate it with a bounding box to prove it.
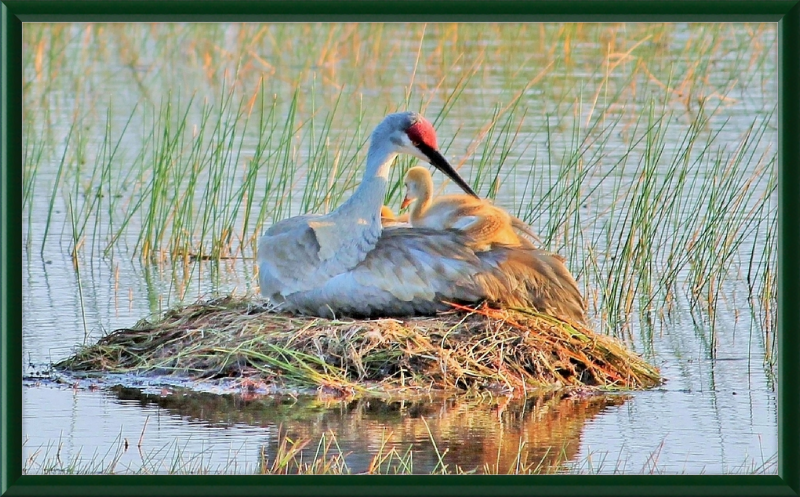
[56,296,661,395]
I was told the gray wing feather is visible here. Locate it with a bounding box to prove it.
[271,226,586,323]
[257,222,322,301]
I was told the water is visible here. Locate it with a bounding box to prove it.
[22,22,778,474]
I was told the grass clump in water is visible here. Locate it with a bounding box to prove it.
[55,295,661,394]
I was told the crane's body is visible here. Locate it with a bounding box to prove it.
[257,112,586,323]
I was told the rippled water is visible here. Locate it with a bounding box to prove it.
[22,22,778,474]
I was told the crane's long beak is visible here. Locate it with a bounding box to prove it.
[417,143,479,198]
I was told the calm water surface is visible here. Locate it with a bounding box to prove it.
[22,23,777,474]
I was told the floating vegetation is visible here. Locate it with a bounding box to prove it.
[56,296,661,395]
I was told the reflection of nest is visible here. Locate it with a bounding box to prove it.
[56,295,661,394]
[110,387,632,474]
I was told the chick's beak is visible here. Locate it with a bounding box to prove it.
[400,197,412,210]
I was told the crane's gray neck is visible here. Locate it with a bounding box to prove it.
[330,139,397,225]
[310,138,396,272]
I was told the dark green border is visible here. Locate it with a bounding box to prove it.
[2,1,798,496]
[2,0,797,21]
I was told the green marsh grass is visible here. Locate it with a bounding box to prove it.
[23,23,777,360]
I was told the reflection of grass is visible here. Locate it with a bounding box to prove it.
[23,428,778,475]
[22,23,777,353]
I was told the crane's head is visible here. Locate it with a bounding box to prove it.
[375,112,478,198]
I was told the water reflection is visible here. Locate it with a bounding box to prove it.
[110,386,628,473]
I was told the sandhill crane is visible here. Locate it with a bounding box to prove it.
[380,205,408,226]
[400,166,541,250]
[257,112,586,323]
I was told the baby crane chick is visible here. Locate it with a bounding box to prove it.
[401,166,539,250]
[380,205,409,227]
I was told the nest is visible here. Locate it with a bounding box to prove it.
[56,296,661,395]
